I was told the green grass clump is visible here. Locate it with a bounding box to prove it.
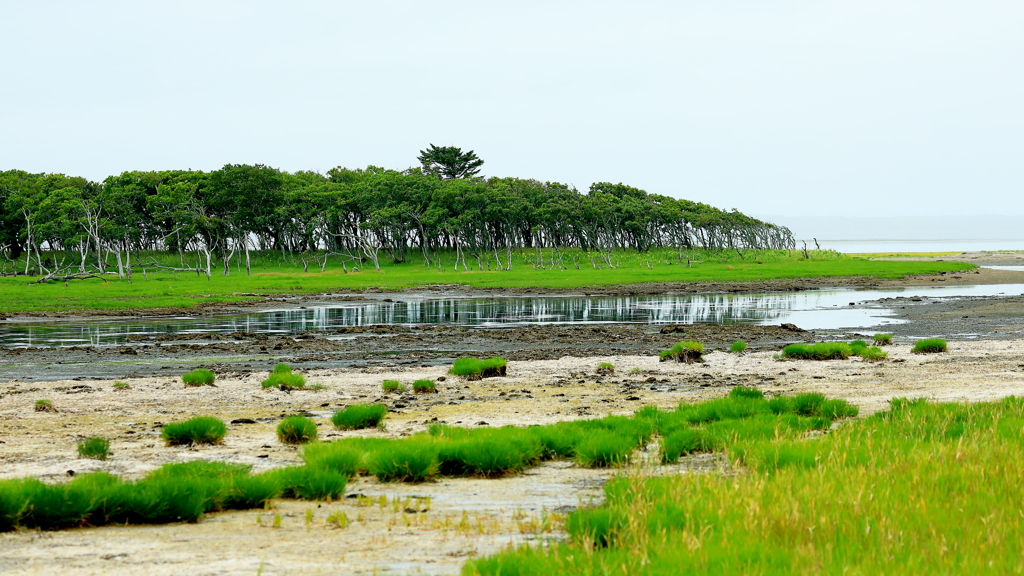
[182,368,216,386]
[449,357,508,379]
[112,381,131,390]
[729,341,747,353]
[277,416,318,444]
[34,399,54,412]
[596,362,615,375]
[271,466,347,500]
[873,333,893,345]
[660,429,703,463]
[413,379,438,393]
[272,363,292,374]
[261,372,307,389]
[781,342,852,360]
[367,440,439,482]
[858,346,888,361]
[331,403,387,430]
[574,430,635,467]
[659,340,704,363]
[77,437,110,460]
[301,442,366,477]
[912,338,948,354]
[431,426,544,477]
[381,380,406,393]
[161,417,227,446]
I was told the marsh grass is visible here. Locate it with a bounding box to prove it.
[381,380,405,393]
[112,381,131,390]
[413,379,438,393]
[301,443,364,477]
[729,341,747,353]
[77,437,110,460]
[596,362,615,375]
[161,417,227,446]
[659,340,704,363]
[858,346,888,361]
[34,399,55,412]
[432,426,544,477]
[873,333,893,346]
[3,388,867,536]
[450,357,508,379]
[367,440,439,482]
[574,431,634,467]
[272,466,346,500]
[781,342,852,360]
[261,364,307,389]
[277,416,318,444]
[331,403,387,430]
[262,372,307,389]
[182,368,216,387]
[466,397,1024,575]
[912,338,948,353]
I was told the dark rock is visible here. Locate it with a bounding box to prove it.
[231,418,257,424]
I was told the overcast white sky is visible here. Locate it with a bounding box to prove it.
[2,1,1022,218]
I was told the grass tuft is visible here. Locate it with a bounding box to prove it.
[872,333,893,346]
[112,381,131,390]
[271,466,346,500]
[77,437,110,460]
[331,404,387,430]
[161,417,227,446]
[858,346,888,361]
[575,431,634,467]
[367,440,439,482]
[34,399,55,412]
[912,338,948,354]
[277,416,318,444]
[730,341,747,353]
[596,362,615,375]
[659,340,704,363]
[413,379,438,394]
[261,372,307,389]
[449,357,508,379]
[381,380,406,393]
[182,368,216,387]
[781,342,852,360]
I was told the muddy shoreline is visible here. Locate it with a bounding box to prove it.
[3,287,1024,384]
[3,339,1024,575]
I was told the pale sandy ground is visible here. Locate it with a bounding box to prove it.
[3,340,1024,574]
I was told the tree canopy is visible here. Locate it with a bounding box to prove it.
[0,160,793,279]
[417,145,484,180]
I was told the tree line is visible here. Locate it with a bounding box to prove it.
[0,163,793,279]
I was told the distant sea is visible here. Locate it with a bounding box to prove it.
[758,215,1024,254]
[811,240,1024,254]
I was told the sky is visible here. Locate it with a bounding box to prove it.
[2,0,1022,219]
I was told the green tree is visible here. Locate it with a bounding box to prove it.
[417,144,484,180]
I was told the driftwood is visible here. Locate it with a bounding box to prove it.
[30,272,108,284]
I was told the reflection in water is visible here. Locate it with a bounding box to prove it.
[1,294,790,348]
[3,283,1023,348]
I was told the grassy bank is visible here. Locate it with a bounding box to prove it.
[0,249,973,314]
[465,396,1024,575]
